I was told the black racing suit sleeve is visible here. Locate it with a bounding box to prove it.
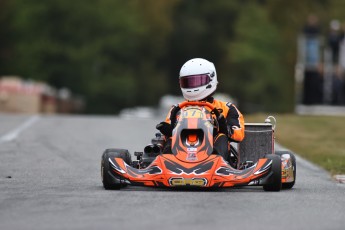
[225,103,245,142]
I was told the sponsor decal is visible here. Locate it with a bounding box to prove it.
[281,154,291,167]
[186,147,198,161]
[127,165,162,177]
[216,165,255,176]
[282,167,294,181]
[254,160,271,175]
[169,177,207,186]
[248,179,260,185]
[109,158,126,174]
[281,154,294,182]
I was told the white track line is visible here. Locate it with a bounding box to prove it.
[0,115,40,144]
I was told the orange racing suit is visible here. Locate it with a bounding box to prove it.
[164,97,245,143]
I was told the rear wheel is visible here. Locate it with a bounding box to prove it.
[275,150,296,189]
[101,148,132,190]
[263,154,282,191]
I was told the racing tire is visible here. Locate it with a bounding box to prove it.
[263,154,282,192]
[275,150,296,189]
[101,148,132,190]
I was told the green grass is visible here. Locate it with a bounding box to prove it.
[246,114,345,175]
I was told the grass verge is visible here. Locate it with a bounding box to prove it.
[246,114,345,175]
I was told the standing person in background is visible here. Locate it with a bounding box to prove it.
[301,14,323,105]
[328,20,342,65]
[328,20,344,104]
[338,22,345,104]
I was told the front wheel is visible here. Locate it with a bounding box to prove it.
[263,154,282,191]
[101,148,132,190]
[275,150,296,189]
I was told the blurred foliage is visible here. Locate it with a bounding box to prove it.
[0,0,344,113]
[229,2,287,112]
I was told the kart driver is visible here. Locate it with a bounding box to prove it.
[156,58,245,162]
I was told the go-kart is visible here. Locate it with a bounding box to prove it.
[101,101,296,191]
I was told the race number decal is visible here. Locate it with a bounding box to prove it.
[169,177,207,186]
[182,108,204,118]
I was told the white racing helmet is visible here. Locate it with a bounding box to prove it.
[179,58,218,101]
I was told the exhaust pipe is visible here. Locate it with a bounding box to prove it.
[144,144,163,155]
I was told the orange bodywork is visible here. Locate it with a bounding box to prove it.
[109,154,272,188]
[107,102,274,188]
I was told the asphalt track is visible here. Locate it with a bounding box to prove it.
[0,114,344,230]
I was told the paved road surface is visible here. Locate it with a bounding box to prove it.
[0,114,344,230]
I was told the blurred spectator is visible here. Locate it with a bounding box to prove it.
[301,14,323,105]
[328,19,344,104]
[338,22,345,104]
[340,22,345,73]
[303,14,321,67]
[328,20,342,65]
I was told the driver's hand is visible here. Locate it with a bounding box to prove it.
[169,105,181,126]
[218,114,229,136]
[156,122,173,137]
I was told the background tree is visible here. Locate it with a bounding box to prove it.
[228,2,288,112]
[1,0,344,114]
[0,0,13,74]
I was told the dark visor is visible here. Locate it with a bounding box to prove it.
[179,74,210,89]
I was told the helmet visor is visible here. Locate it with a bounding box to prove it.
[179,74,211,89]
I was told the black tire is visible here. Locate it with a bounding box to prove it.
[101,148,132,190]
[263,154,282,191]
[275,150,296,189]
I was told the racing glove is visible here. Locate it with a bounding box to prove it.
[156,122,173,137]
[217,114,229,136]
[169,105,181,127]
